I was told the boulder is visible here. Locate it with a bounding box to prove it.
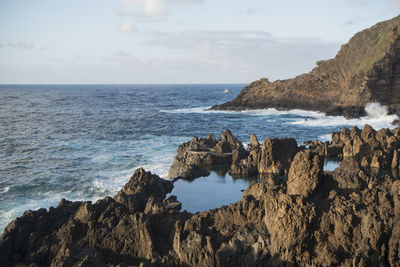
[258,137,299,175]
[168,130,239,179]
[287,150,323,198]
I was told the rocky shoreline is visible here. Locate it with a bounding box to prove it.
[211,15,400,119]
[1,125,400,266]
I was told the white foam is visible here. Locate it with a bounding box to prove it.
[1,192,75,233]
[160,106,325,118]
[287,102,398,130]
[161,103,398,131]
[0,186,10,194]
[318,134,332,142]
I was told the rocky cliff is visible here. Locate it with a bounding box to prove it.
[212,15,400,118]
[2,126,400,266]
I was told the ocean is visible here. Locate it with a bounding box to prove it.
[0,84,398,232]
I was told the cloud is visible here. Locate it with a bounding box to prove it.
[119,0,202,17]
[244,8,266,14]
[118,21,137,33]
[108,49,131,57]
[9,38,35,49]
[389,0,400,6]
[139,30,340,82]
[347,0,400,6]
[346,0,369,5]
[344,20,355,26]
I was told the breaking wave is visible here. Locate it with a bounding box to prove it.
[287,102,398,130]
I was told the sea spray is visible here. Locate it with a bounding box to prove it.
[287,102,398,129]
[364,102,392,118]
[162,103,399,130]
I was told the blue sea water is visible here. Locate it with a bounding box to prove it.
[0,84,398,231]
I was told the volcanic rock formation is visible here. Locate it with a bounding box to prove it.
[2,131,400,265]
[212,15,400,118]
[168,129,299,179]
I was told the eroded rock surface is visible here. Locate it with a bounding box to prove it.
[2,128,400,266]
[287,150,323,198]
[168,130,242,179]
[169,130,299,179]
[329,124,400,172]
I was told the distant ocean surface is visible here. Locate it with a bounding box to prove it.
[0,84,398,231]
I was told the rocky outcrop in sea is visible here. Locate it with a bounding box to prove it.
[212,15,400,118]
[1,126,400,266]
[168,129,299,180]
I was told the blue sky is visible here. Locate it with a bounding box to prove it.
[0,0,399,84]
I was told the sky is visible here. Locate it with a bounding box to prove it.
[0,0,399,84]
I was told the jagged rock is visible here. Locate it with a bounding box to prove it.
[361,124,377,141]
[229,135,298,176]
[257,137,299,175]
[168,160,210,180]
[332,157,369,189]
[392,149,400,169]
[304,140,328,157]
[168,131,236,179]
[330,125,400,171]
[170,131,299,179]
[211,15,400,118]
[249,133,259,149]
[287,150,323,198]
[3,128,400,266]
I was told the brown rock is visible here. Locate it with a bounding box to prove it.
[258,137,299,175]
[249,133,260,149]
[361,124,376,141]
[3,127,400,267]
[211,16,400,118]
[168,131,238,179]
[287,150,323,198]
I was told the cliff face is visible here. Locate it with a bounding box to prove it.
[212,15,400,118]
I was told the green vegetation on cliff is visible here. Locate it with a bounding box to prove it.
[212,15,400,118]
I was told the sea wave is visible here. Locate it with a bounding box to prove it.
[287,102,398,130]
[0,186,10,194]
[0,192,75,234]
[162,103,398,130]
[318,134,332,142]
[160,106,326,117]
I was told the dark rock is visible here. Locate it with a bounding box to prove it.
[287,150,323,198]
[230,135,298,176]
[257,137,299,175]
[168,130,244,179]
[2,127,400,266]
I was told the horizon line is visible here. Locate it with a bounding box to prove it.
[0,82,249,86]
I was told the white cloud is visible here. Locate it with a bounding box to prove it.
[389,0,400,6]
[120,0,201,17]
[9,38,34,49]
[347,0,400,6]
[118,21,137,32]
[108,49,131,57]
[140,30,340,82]
[346,0,369,5]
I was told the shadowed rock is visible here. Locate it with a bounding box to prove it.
[2,128,400,266]
[287,150,323,198]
